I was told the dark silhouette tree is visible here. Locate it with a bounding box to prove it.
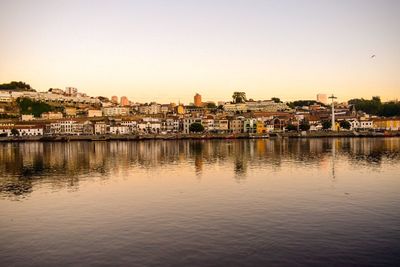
[189,123,204,133]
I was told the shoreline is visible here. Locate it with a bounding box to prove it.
[1,131,399,142]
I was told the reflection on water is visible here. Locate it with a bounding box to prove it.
[1,138,400,266]
[1,138,399,199]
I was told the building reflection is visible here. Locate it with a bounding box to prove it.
[0,138,399,199]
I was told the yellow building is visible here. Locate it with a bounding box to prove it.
[373,118,400,130]
[176,104,185,115]
[256,121,268,134]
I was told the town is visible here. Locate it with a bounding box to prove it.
[0,81,399,139]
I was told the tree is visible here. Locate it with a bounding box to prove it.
[205,102,217,109]
[271,97,281,103]
[322,120,331,130]
[286,124,297,131]
[189,123,204,133]
[17,97,54,117]
[339,120,351,130]
[0,81,35,91]
[299,123,310,131]
[232,92,247,103]
[11,128,19,136]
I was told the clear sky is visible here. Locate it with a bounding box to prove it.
[0,0,399,103]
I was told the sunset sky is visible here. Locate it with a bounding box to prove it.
[0,0,399,103]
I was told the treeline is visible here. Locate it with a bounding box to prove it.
[287,100,326,109]
[0,81,35,92]
[17,98,54,117]
[348,97,400,117]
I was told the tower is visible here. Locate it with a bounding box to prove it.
[329,94,337,131]
[194,93,202,107]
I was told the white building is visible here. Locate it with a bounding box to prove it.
[102,107,130,117]
[21,114,35,121]
[183,118,203,133]
[88,109,103,117]
[94,122,108,135]
[109,125,130,135]
[65,87,78,96]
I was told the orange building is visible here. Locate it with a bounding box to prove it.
[120,96,129,106]
[111,96,118,104]
[194,93,202,107]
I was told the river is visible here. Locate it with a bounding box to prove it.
[1,138,400,266]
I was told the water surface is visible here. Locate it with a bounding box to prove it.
[1,138,400,266]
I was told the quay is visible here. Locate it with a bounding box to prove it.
[0,131,399,142]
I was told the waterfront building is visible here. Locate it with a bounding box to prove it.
[243,118,257,133]
[109,125,130,135]
[229,119,244,134]
[0,125,43,136]
[194,93,202,107]
[161,119,180,133]
[183,118,203,133]
[214,119,229,133]
[359,120,374,129]
[373,117,400,131]
[94,122,107,135]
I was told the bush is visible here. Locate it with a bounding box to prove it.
[189,122,204,133]
[322,120,332,130]
[299,123,310,131]
[286,124,297,131]
[339,120,351,130]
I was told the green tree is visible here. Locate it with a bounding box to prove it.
[17,97,54,117]
[0,81,35,91]
[232,92,247,103]
[286,124,297,131]
[205,102,217,109]
[339,120,351,130]
[271,97,281,103]
[299,122,311,131]
[189,122,204,133]
[11,128,19,136]
[322,120,331,130]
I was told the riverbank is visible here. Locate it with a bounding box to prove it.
[1,131,400,142]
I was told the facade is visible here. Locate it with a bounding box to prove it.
[194,93,202,107]
[229,119,244,134]
[41,112,63,120]
[120,96,129,106]
[94,122,107,135]
[88,109,103,117]
[183,118,202,133]
[109,126,130,135]
[373,118,400,130]
[102,107,130,117]
[65,87,78,96]
[317,94,328,105]
[138,103,161,115]
[111,96,118,104]
[21,114,34,121]
[64,107,77,117]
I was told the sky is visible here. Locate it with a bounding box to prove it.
[0,0,399,103]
